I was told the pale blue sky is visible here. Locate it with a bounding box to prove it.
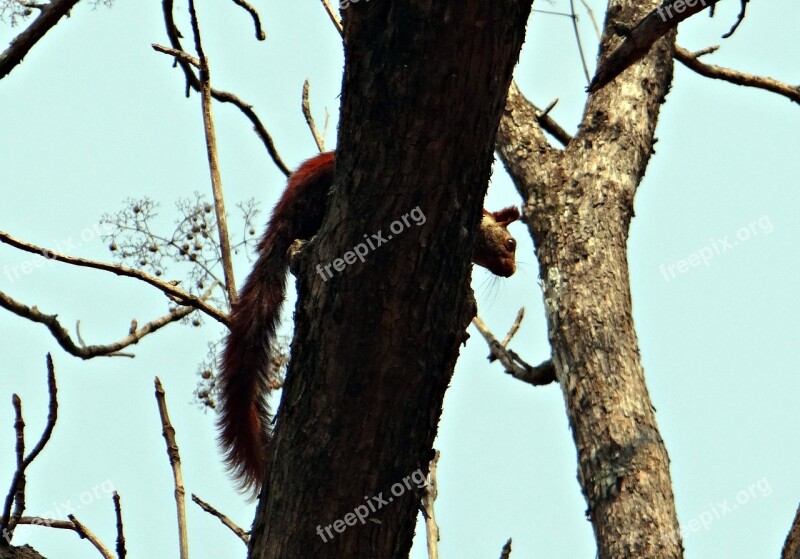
[1,1,798,558]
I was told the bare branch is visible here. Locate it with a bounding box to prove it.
[113,492,126,559]
[1,395,25,541]
[11,516,115,557]
[0,229,228,325]
[319,0,343,37]
[191,494,249,544]
[579,0,602,41]
[2,355,57,542]
[675,44,800,104]
[154,377,188,559]
[568,0,590,84]
[499,538,512,559]
[228,0,265,40]
[22,355,57,471]
[721,0,749,39]
[152,43,200,68]
[0,290,198,358]
[499,307,525,350]
[68,514,114,559]
[160,0,291,176]
[302,80,326,152]
[422,450,440,559]
[186,0,238,306]
[0,0,80,80]
[472,316,556,386]
[589,0,721,92]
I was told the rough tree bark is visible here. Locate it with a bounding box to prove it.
[248,1,533,557]
[497,0,683,557]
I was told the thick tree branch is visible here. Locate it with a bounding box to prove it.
[589,0,720,92]
[675,45,800,104]
[496,80,563,201]
[0,0,80,80]
[0,229,228,325]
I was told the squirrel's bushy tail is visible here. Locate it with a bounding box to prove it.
[217,246,288,495]
[217,152,335,495]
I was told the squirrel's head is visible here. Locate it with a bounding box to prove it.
[473,206,520,277]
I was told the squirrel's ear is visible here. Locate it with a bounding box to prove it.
[491,206,520,227]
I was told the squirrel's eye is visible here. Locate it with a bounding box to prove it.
[506,238,516,252]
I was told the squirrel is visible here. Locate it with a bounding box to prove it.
[217,151,520,494]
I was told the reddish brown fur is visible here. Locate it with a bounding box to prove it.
[473,206,520,277]
[217,151,519,495]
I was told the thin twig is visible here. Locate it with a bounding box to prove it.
[1,396,25,543]
[228,0,266,40]
[499,538,513,559]
[191,494,249,544]
[675,45,800,104]
[0,290,198,358]
[68,514,115,559]
[422,451,440,559]
[187,0,238,306]
[319,0,343,37]
[568,0,591,84]
[721,0,749,39]
[302,80,326,152]
[533,100,572,147]
[2,355,58,542]
[22,355,57,472]
[691,45,720,58]
[499,308,525,349]
[160,0,291,175]
[154,377,189,559]
[152,44,200,68]
[579,0,601,41]
[472,316,556,386]
[113,492,127,559]
[0,230,228,325]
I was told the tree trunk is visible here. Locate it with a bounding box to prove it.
[497,1,684,556]
[248,1,532,557]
